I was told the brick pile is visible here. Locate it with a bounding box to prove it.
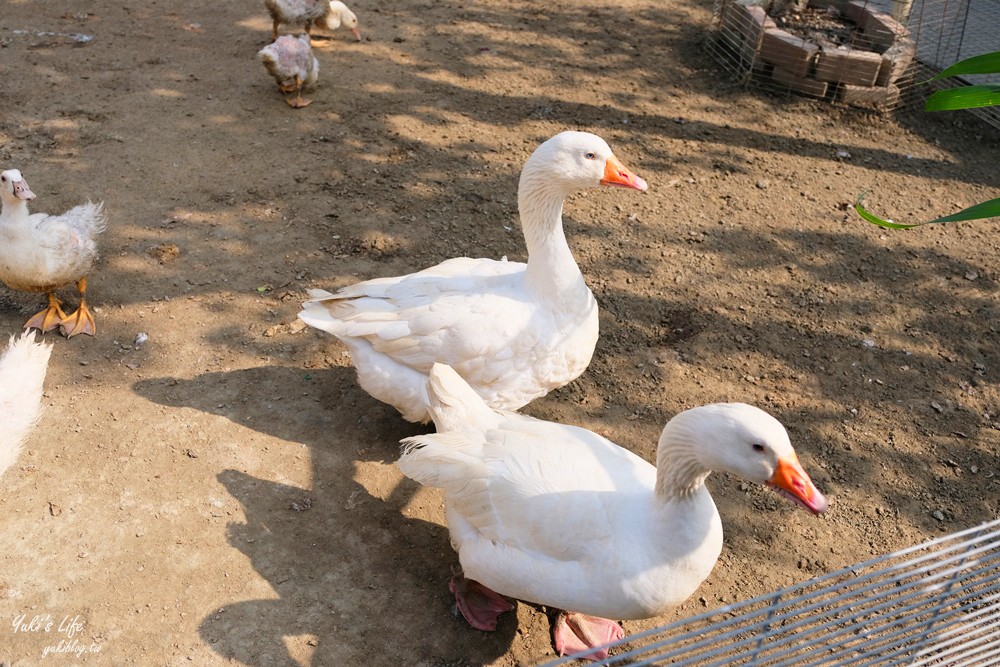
[718,0,915,108]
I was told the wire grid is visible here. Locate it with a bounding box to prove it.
[539,518,1000,666]
[705,0,1000,126]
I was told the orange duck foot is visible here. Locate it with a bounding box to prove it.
[60,302,96,338]
[24,295,68,334]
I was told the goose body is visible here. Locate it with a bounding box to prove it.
[315,1,361,40]
[299,131,647,423]
[398,364,828,657]
[264,0,328,39]
[0,333,52,478]
[259,33,320,108]
[0,169,106,337]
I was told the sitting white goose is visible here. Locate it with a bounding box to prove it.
[398,364,828,661]
[315,1,361,40]
[259,33,320,108]
[0,333,52,479]
[0,169,107,337]
[299,131,647,423]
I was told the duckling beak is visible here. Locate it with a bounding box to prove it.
[351,27,362,41]
[13,178,35,201]
[767,454,828,514]
[600,155,648,192]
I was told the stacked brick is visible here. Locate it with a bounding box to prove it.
[717,0,916,108]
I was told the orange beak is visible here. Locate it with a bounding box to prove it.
[601,155,648,192]
[351,27,361,41]
[767,453,828,514]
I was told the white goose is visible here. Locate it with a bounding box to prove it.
[315,1,361,40]
[299,131,647,423]
[0,333,52,479]
[0,169,107,337]
[398,364,828,661]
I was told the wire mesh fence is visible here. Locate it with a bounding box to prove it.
[540,518,1000,666]
[705,0,1000,127]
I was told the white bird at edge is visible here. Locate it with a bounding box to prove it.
[397,363,828,661]
[0,332,52,479]
[298,131,647,423]
[0,169,107,337]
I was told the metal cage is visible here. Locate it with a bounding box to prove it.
[541,519,1000,666]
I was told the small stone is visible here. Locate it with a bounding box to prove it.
[290,498,313,512]
[931,402,944,413]
[932,510,945,522]
[965,270,979,281]
[756,179,770,189]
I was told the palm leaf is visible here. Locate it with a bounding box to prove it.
[855,193,1000,229]
[930,52,1000,81]
[926,84,1000,111]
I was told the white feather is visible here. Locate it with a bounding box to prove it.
[0,333,52,478]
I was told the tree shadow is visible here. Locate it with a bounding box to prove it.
[133,366,518,666]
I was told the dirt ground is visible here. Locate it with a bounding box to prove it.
[2,0,999,665]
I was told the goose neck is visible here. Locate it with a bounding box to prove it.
[0,199,28,225]
[654,429,712,501]
[518,180,582,292]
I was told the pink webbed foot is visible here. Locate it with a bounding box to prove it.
[553,611,625,662]
[449,574,514,631]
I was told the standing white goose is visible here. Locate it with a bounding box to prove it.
[0,169,107,337]
[0,333,52,479]
[264,0,328,40]
[315,1,361,40]
[299,131,647,423]
[398,364,828,661]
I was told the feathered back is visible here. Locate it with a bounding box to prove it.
[0,333,52,478]
[424,363,506,433]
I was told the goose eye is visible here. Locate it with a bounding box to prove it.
[584,152,597,160]
[1,176,5,182]
[751,443,765,452]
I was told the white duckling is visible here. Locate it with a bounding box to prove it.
[299,131,648,423]
[0,169,107,337]
[0,333,52,478]
[258,33,320,108]
[398,364,828,661]
[264,0,329,40]
[315,1,362,41]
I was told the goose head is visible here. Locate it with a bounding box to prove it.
[327,1,361,40]
[659,403,828,514]
[520,131,648,199]
[0,169,36,203]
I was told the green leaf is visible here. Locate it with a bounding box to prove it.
[930,51,1000,81]
[925,84,1000,111]
[927,198,1000,223]
[856,193,1000,229]
[854,193,919,228]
